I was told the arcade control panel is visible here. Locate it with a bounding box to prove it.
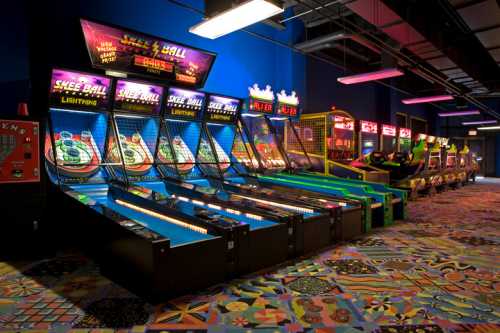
[0,119,40,183]
[1,118,45,259]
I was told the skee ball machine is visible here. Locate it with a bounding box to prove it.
[121,85,289,273]
[202,87,341,253]
[44,69,228,300]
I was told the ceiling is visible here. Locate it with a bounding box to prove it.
[285,0,500,119]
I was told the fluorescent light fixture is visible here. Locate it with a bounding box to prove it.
[337,68,404,85]
[189,0,284,39]
[105,70,127,78]
[402,95,454,105]
[477,125,500,131]
[438,110,480,117]
[462,120,498,126]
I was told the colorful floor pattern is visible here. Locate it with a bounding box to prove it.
[1,181,499,333]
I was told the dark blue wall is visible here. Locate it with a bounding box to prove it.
[25,0,305,104]
[306,57,432,130]
[1,1,30,115]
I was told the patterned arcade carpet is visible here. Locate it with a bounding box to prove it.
[1,181,499,333]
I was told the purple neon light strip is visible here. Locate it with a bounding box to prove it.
[337,68,404,85]
[402,95,454,104]
[462,120,498,126]
[438,110,480,117]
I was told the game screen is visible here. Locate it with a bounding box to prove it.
[241,116,286,170]
[381,124,396,154]
[331,115,355,161]
[360,120,378,157]
[46,109,112,184]
[399,128,412,153]
[112,115,160,182]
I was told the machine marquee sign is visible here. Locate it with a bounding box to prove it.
[164,87,205,120]
[275,90,300,119]
[114,79,164,114]
[247,84,274,115]
[381,124,396,136]
[360,120,378,134]
[81,19,216,87]
[49,69,111,110]
[204,94,240,124]
[399,127,411,139]
[333,115,354,130]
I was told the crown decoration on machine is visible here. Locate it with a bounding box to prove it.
[249,84,274,101]
[276,90,299,106]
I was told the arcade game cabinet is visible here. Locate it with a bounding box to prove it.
[1,112,44,257]
[298,111,390,184]
[116,85,289,273]
[272,104,407,226]
[234,87,365,238]
[356,120,380,165]
[45,69,228,300]
[238,86,409,229]
[380,124,397,155]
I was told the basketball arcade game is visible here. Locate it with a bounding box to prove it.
[299,111,390,183]
[264,100,407,227]
[45,69,231,299]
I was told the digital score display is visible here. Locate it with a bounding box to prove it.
[360,120,378,134]
[275,90,300,119]
[49,69,111,110]
[204,95,240,124]
[81,19,216,87]
[382,124,396,136]
[399,127,411,139]
[164,87,205,120]
[114,79,163,114]
[333,115,354,131]
[248,98,274,114]
[276,103,298,118]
